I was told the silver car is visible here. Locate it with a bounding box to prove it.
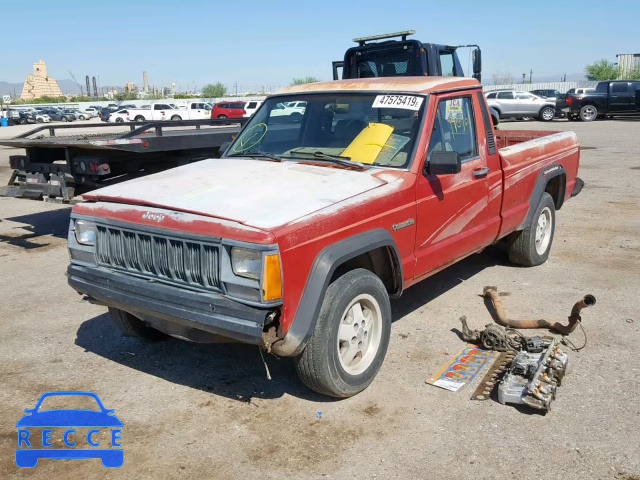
[485,90,556,122]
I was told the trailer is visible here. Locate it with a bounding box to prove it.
[0,119,246,202]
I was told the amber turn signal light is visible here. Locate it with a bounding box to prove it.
[263,254,282,301]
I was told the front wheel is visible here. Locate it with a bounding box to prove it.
[217,114,227,119]
[134,116,145,122]
[539,106,555,122]
[79,115,86,120]
[580,105,597,122]
[508,192,556,266]
[294,268,391,398]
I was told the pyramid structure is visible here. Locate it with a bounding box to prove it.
[20,60,63,100]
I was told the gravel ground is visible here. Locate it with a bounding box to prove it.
[0,118,639,479]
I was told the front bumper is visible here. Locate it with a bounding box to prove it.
[68,264,272,344]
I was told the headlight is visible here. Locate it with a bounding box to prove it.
[74,220,96,246]
[231,247,261,279]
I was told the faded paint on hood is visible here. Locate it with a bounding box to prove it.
[82,158,387,229]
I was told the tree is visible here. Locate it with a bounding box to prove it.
[491,73,515,85]
[114,91,139,101]
[291,76,321,86]
[585,60,619,81]
[201,83,227,98]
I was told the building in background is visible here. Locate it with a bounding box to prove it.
[124,82,137,93]
[143,71,149,92]
[20,60,63,100]
[617,54,640,78]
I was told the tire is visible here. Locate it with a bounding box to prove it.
[79,115,86,120]
[36,118,43,123]
[61,116,68,122]
[108,307,169,342]
[294,268,391,398]
[508,192,556,267]
[538,107,555,122]
[579,105,597,122]
[19,118,27,125]
[492,109,501,119]
[134,116,145,122]
[171,115,182,121]
[217,114,227,119]
[115,117,124,123]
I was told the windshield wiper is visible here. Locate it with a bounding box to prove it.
[227,151,283,162]
[288,150,365,170]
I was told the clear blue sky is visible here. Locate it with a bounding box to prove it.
[2,0,638,91]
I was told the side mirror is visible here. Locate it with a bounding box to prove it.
[425,151,461,175]
[472,48,482,82]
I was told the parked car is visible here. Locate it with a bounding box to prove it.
[33,112,51,123]
[529,89,560,100]
[99,105,136,122]
[211,102,246,119]
[126,103,184,122]
[485,90,556,121]
[562,81,640,121]
[67,76,583,398]
[84,107,100,118]
[270,101,306,117]
[243,100,264,117]
[42,108,76,122]
[16,111,36,125]
[107,109,132,123]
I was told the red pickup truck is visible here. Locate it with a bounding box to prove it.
[67,77,582,397]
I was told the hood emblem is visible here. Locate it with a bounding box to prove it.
[142,212,165,222]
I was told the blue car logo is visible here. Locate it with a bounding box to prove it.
[16,391,123,468]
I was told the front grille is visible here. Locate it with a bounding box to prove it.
[96,225,220,290]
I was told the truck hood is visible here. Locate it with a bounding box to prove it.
[83,158,387,230]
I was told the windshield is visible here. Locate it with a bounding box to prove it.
[226,93,426,169]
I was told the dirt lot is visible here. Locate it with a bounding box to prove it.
[0,118,639,479]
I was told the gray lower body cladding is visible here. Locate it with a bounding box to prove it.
[68,264,270,344]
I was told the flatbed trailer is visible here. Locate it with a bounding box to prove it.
[0,118,246,202]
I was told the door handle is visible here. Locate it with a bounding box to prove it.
[473,167,490,178]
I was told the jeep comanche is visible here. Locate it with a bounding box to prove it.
[67,76,582,397]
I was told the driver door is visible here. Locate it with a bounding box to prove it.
[414,93,492,279]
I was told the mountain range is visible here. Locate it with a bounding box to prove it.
[0,79,122,97]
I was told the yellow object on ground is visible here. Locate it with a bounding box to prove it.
[342,123,394,164]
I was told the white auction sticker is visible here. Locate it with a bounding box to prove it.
[372,94,423,111]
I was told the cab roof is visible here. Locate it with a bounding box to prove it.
[278,76,480,95]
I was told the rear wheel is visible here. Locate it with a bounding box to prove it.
[115,117,124,123]
[539,106,555,122]
[134,115,145,122]
[580,105,597,122]
[508,192,556,266]
[294,268,391,398]
[19,118,27,125]
[61,116,68,122]
[171,115,182,121]
[217,114,227,119]
[108,307,169,342]
[79,115,86,120]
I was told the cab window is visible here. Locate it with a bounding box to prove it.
[427,97,478,163]
[497,91,514,100]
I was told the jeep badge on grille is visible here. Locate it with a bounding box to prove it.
[142,212,165,222]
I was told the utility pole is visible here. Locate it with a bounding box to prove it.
[529,69,533,83]
[234,81,238,97]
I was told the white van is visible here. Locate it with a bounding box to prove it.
[243,100,263,117]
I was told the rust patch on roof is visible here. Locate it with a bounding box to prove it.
[278,76,480,95]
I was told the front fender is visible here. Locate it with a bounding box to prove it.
[271,229,401,357]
